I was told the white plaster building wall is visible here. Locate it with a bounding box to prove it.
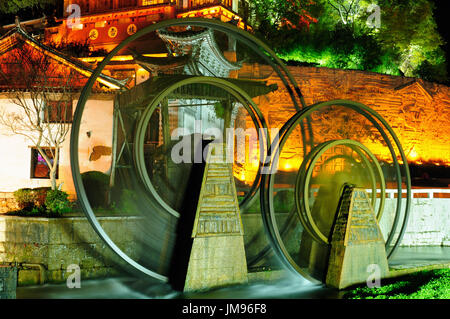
[379,197,450,246]
[0,96,114,197]
[0,97,53,192]
[62,97,114,196]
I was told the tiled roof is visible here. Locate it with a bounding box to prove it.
[0,24,126,89]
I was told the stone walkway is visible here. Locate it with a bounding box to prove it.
[389,246,450,269]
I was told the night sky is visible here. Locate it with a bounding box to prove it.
[431,0,449,76]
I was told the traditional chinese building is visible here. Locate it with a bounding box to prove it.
[1,0,450,214]
[49,0,242,52]
[0,0,244,207]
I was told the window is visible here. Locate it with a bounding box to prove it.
[30,148,59,179]
[44,100,73,123]
[142,0,170,6]
[119,0,138,8]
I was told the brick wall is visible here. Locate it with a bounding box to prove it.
[0,216,143,286]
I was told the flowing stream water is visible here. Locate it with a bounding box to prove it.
[16,247,449,299]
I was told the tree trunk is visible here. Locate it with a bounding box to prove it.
[50,168,57,190]
[50,149,59,191]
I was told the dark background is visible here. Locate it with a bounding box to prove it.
[431,0,449,78]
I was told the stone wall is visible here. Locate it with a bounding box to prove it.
[0,193,17,214]
[0,216,142,286]
[379,198,450,247]
[237,64,450,176]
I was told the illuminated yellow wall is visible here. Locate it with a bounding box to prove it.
[234,64,450,184]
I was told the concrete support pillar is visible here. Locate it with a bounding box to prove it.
[184,143,248,292]
[326,187,389,289]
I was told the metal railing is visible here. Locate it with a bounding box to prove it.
[366,188,450,199]
[270,187,450,199]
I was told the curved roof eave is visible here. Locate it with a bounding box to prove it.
[1,24,126,90]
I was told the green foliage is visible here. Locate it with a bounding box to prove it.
[11,187,70,216]
[34,187,51,207]
[255,0,447,83]
[414,60,448,84]
[44,189,72,215]
[81,171,110,208]
[344,268,450,299]
[13,188,37,210]
[375,0,445,78]
[259,2,394,72]
[243,0,317,33]
[277,26,392,73]
[0,0,56,14]
[213,102,225,120]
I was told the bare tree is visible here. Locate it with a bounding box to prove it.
[0,44,77,190]
[327,0,361,25]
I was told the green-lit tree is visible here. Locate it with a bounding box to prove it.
[375,0,446,78]
[326,0,361,26]
[241,0,317,32]
[257,0,447,83]
[0,0,56,14]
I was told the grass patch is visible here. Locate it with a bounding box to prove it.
[343,268,450,299]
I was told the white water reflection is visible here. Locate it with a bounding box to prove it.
[17,273,334,299]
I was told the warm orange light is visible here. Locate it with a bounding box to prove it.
[409,148,419,160]
[110,55,134,62]
[55,5,173,26]
[234,138,450,182]
[25,40,120,89]
[355,140,450,167]
[279,159,301,172]
[177,6,250,30]
[79,53,170,63]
